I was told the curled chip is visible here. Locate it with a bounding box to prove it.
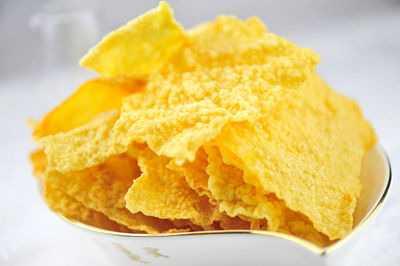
[32,78,141,140]
[168,148,214,200]
[43,180,133,233]
[206,145,284,231]
[45,152,189,233]
[163,15,267,73]
[211,73,376,240]
[30,149,133,232]
[80,1,185,77]
[29,2,377,247]
[206,145,331,246]
[125,145,217,227]
[218,213,251,230]
[40,14,320,169]
[110,21,320,163]
[30,149,47,179]
[40,111,120,173]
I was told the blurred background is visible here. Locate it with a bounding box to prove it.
[0,0,399,265]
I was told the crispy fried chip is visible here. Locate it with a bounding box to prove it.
[46,152,181,233]
[33,78,141,140]
[30,149,47,179]
[43,180,133,232]
[211,73,376,240]
[162,15,267,73]
[205,145,331,246]
[206,146,283,231]
[41,111,120,173]
[125,145,216,226]
[277,209,331,247]
[41,15,320,171]
[109,15,320,163]
[30,148,133,232]
[114,101,228,163]
[167,148,214,200]
[218,213,251,230]
[80,2,185,77]
[29,3,377,245]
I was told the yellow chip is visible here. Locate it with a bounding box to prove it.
[29,2,376,244]
[41,111,120,173]
[278,209,331,247]
[218,213,251,230]
[80,2,185,77]
[30,148,133,232]
[125,145,216,226]
[43,180,133,232]
[211,73,376,240]
[205,145,331,246]
[167,148,214,200]
[163,15,267,73]
[30,149,47,179]
[46,152,181,233]
[32,78,141,140]
[40,14,319,171]
[110,16,319,163]
[206,146,283,231]
[114,100,228,163]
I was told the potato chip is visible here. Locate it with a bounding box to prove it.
[114,101,228,163]
[166,228,191,233]
[162,15,267,73]
[167,148,214,200]
[29,2,377,246]
[41,15,320,170]
[125,145,216,226]
[33,78,141,140]
[46,152,182,233]
[79,1,185,77]
[43,180,133,232]
[206,146,284,231]
[108,13,319,162]
[41,111,120,173]
[278,209,331,247]
[205,145,331,246]
[211,73,376,240]
[171,220,202,231]
[218,213,251,230]
[30,148,133,232]
[30,149,47,179]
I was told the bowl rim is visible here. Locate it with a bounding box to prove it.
[55,145,392,256]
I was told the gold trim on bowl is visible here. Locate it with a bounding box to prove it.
[54,146,392,256]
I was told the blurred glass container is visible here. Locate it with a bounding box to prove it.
[29,0,99,112]
[30,0,99,69]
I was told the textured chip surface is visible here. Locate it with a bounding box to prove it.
[211,73,376,240]
[30,149,47,179]
[29,3,377,245]
[41,111,120,173]
[125,145,216,226]
[206,146,284,231]
[168,148,213,200]
[30,149,133,232]
[80,1,185,77]
[32,78,141,140]
[41,14,320,170]
[46,152,182,233]
[110,16,320,163]
[205,146,331,246]
[43,180,133,232]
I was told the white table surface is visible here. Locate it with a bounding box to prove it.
[0,1,399,265]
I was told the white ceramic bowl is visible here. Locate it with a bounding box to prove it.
[56,145,391,266]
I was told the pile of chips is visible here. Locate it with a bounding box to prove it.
[30,2,376,247]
